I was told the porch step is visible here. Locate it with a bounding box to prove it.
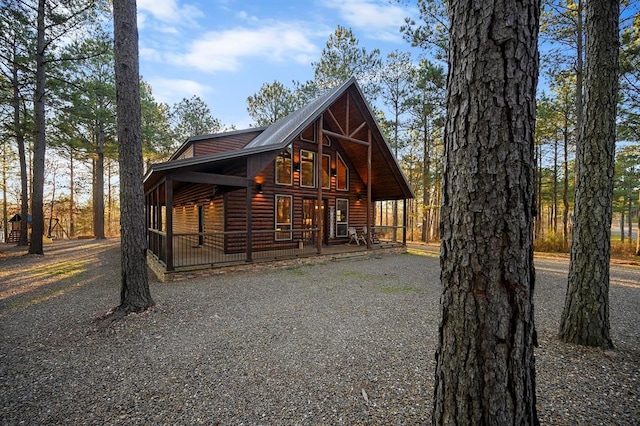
[329,251,370,262]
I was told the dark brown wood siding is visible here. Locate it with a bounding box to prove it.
[176,145,194,160]
[222,136,369,246]
[194,130,262,156]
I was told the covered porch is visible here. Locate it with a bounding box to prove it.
[146,224,407,281]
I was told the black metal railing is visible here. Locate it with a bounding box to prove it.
[148,228,319,270]
[371,225,405,243]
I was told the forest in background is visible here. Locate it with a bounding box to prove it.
[1,0,638,255]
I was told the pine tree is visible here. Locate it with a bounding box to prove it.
[433,0,540,422]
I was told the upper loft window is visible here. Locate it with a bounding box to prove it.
[300,150,316,188]
[276,145,292,185]
[336,153,349,191]
[322,154,331,189]
[299,122,330,145]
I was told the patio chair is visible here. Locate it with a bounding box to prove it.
[348,227,365,245]
[363,226,379,244]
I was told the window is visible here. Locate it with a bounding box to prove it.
[275,195,292,240]
[299,123,315,143]
[336,153,349,191]
[300,150,316,188]
[322,154,331,189]
[336,198,348,237]
[276,145,292,185]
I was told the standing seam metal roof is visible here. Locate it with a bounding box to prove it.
[243,77,357,150]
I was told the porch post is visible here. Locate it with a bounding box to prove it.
[246,181,253,262]
[403,198,407,245]
[155,185,162,262]
[367,130,372,249]
[165,177,174,271]
[316,116,323,255]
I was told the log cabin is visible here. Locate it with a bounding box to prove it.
[143,78,414,274]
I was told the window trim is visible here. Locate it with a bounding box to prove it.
[299,122,316,143]
[275,145,293,186]
[275,194,293,241]
[336,153,349,191]
[300,149,316,188]
[336,198,349,237]
[322,154,331,189]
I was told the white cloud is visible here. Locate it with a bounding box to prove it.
[137,0,203,25]
[140,47,162,63]
[322,0,411,42]
[148,78,213,105]
[169,24,318,73]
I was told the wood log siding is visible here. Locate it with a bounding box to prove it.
[172,183,214,206]
[175,145,194,160]
[193,130,262,156]
[223,136,370,245]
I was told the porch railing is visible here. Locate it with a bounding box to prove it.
[148,228,318,270]
[371,225,406,243]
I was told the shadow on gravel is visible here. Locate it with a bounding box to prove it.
[0,239,120,315]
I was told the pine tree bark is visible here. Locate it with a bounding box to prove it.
[559,0,619,349]
[113,0,153,313]
[433,1,540,424]
[69,150,75,237]
[11,49,29,246]
[29,0,46,255]
[93,129,105,239]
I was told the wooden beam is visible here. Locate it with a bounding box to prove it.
[403,198,407,245]
[322,129,369,146]
[326,108,345,135]
[168,171,248,187]
[367,129,372,249]
[246,182,253,262]
[346,93,350,135]
[316,116,323,255]
[165,177,174,271]
[349,121,367,139]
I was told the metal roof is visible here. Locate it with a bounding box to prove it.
[144,77,414,200]
[244,78,356,150]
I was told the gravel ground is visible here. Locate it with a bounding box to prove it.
[0,239,638,425]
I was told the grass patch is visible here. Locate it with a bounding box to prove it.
[380,284,417,294]
[286,265,308,276]
[406,248,439,258]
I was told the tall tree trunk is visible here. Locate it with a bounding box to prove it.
[2,142,7,243]
[47,167,55,237]
[535,143,543,239]
[107,159,113,236]
[553,138,558,234]
[12,44,29,247]
[422,122,431,243]
[433,1,540,424]
[563,125,570,250]
[113,0,153,313]
[69,149,75,237]
[628,183,633,245]
[636,189,640,256]
[94,129,106,239]
[559,0,619,349]
[575,0,584,144]
[29,0,46,255]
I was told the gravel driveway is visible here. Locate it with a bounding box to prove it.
[1,239,638,425]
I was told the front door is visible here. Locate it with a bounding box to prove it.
[303,198,329,245]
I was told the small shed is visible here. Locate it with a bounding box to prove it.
[8,213,31,243]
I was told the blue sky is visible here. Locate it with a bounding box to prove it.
[136,0,421,129]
